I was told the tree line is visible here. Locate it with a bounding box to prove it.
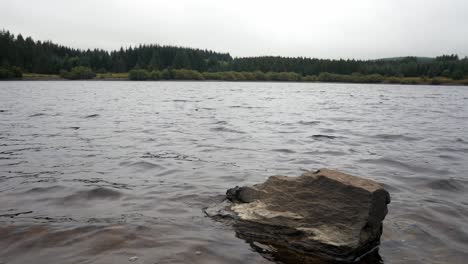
[1,29,467,81]
[0,29,231,76]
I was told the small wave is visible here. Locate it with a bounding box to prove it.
[31,216,76,223]
[141,152,201,162]
[71,179,132,189]
[84,114,100,118]
[272,148,296,154]
[69,126,80,130]
[292,159,318,165]
[438,154,462,161]
[303,150,347,156]
[24,185,65,194]
[0,109,7,113]
[359,158,451,175]
[374,134,420,141]
[210,126,245,134]
[0,211,33,218]
[329,118,354,122]
[124,161,163,170]
[229,105,265,109]
[298,121,320,126]
[427,179,466,192]
[29,113,46,117]
[278,130,303,134]
[213,120,228,125]
[63,187,123,202]
[157,207,189,214]
[435,147,468,154]
[310,134,338,139]
[155,169,184,177]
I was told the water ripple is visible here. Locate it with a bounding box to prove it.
[0,81,467,264]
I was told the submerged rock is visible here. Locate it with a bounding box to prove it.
[205,169,390,262]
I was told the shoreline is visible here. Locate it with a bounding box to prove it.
[4,76,466,86]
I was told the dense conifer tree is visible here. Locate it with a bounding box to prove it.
[1,29,467,80]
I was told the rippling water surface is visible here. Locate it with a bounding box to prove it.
[0,81,467,264]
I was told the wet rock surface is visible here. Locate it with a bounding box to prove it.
[206,169,391,262]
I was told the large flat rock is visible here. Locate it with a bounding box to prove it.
[205,169,390,262]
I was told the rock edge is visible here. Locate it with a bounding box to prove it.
[205,169,390,262]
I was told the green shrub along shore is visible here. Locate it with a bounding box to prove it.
[0,66,23,79]
[60,66,96,80]
[127,68,468,85]
[3,66,467,85]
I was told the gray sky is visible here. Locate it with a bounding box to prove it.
[1,0,467,59]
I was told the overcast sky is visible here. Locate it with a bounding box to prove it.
[1,0,467,59]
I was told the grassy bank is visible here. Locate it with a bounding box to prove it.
[96,72,129,80]
[21,72,127,80]
[23,73,63,80]
[123,68,468,85]
[10,70,468,86]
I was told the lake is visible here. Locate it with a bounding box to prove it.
[0,81,467,264]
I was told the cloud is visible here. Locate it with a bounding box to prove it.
[1,0,467,59]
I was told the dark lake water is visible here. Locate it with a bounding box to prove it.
[0,81,467,264]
